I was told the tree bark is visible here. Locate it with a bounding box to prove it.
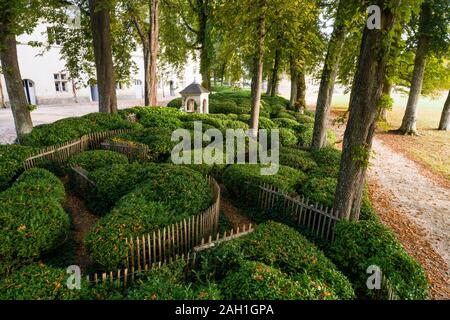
[249,14,266,137]
[379,80,392,122]
[399,2,431,134]
[333,0,398,221]
[289,62,298,109]
[266,74,272,95]
[198,0,211,90]
[148,0,159,106]
[0,34,33,140]
[269,47,281,97]
[311,6,347,150]
[89,0,117,113]
[296,66,306,114]
[438,90,450,130]
[0,76,5,108]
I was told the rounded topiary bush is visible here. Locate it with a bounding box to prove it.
[222,261,312,300]
[0,169,69,273]
[127,261,222,300]
[114,128,177,162]
[200,221,354,300]
[0,144,36,191]
[295,114,315,124]
[0,263,84,300]
[140,113,183,130]
[86,165,213,268]
[279,128,298,146]
[222,164,306,206]
[167,98,182,109]
[279,147,318,172]
[297,124,336,148]
[68,150,129,172]
[272,118,301,130]
[330,220,428,300]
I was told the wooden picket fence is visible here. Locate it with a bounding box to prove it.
[256,182,400,300]
[125,176,221,272]
[85,223,254,289]
[257,183,340,241]
[100,140,149,162]
[22,129,132,170]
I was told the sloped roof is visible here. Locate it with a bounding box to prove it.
[179,82,210,94]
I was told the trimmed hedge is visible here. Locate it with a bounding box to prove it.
[279,147,318,172]
[272,118,301,130]
[222,261,320,300]
[200,221,355,300]
[330,220,428,300]
[222,164,306,206]
[0,263,83,300]
[300,177,377,221]
[279,128,298,146]
[0,144,36,191]
[127,261,222,300]
[140,113,184,130]
[86,164,212,268]
[113,128,177,162]
[166,98,182,109]
[68,150,129,172]
[296,123,336,148]
[21,113,141,148]
[0,169,69,273]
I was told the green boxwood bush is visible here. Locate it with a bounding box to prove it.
[330,220,428,300]
[0,169,69,273]
[114,128,177,162]
[300,177,377,221]
[167,98,182,109]
[201,221,354,300]
[297,123,336,148]
[21,113,141,147]
[279,128,298,146]
[295,114,315,124]
[0,263,83,300]
[140,113,183,130]
[0,144,36,191]
[68,150,129,172]
[272,118,301,130]
[222,261,320,300]
[127,261,222,300]
[279,147,318,172]
[86,165,213,268]
[222,164,306,206]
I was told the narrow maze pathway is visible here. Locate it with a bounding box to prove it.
[219,184,254,230]
[62,178,99,273]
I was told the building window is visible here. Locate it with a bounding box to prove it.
[54,73,69,93]
[47,27,64,45]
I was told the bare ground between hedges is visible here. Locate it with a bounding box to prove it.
[62,178,99,273]
[219,184,253,230]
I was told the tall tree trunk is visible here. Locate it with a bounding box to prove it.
[269,47,281,97]
[0,77,5,108]
[438,90,450,130]
[148,0,159,106]
[296,65,306,113]
[289,60,298,109]
[198,0,211,90]
[266,74,272,95]
[0,34,33,140]
[249,14,266,137]
[379,80,392,122]
[399,2,431,135]
[311,5,347,150]
[89,0,117,113]
[333,0,398,221]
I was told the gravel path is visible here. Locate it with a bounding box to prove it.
[368,139,450,275]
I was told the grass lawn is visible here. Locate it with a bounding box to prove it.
[331,91,450,182]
